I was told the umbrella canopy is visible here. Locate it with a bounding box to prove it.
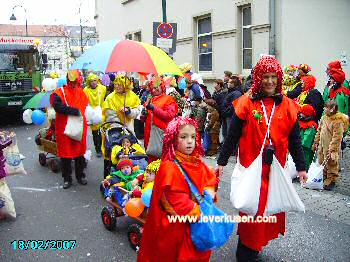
[23,91,53,109]
[70,39,182,76]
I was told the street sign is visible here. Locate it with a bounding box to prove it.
[156,38,173,49]
[153,22,177,54]
[157,23,173,39]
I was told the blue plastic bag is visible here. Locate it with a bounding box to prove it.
[191,191,235,251]
[174,160,235,251]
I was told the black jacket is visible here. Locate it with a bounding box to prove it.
[222,87,243,118]
[303,89,324,122]
[212,88,228,117]
[52,94,80,116]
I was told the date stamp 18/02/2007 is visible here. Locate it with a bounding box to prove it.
[11,240,77,250]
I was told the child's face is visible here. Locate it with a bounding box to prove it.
[121,165,132,175]
[177,124,196,155]
[122,139,131,148]
[325,106,336,116]
[145,171,155,182]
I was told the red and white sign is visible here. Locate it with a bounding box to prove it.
[0,36,36,45]
[157,23,173,39]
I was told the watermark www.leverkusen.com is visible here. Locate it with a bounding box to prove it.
[168,214,277,224]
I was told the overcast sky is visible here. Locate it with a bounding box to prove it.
[0,0,95,26]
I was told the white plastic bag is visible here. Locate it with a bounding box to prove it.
[287,154,298,179]
[84,150,92,161]
[64,115,84,141]
[303,160,324,190]
[265,155,305,215]
[230,154,262,216]
[4,134,27,176]
[92,106,102,125]
[85,105,95,125]
[0,178,16,219]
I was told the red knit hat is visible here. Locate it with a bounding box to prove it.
[251,55,283,96]
[328,60,342,70]
[299,104,316,117]
[301,75,316,91]
[329,68,346,84]
[117,159,133,170]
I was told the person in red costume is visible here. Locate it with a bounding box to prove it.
[216,56,308,261]
[50,70,89,189]
[137,117,218,262]
[143,76,178,162]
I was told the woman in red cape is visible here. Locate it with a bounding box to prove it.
[50,70,89,189]
[138,117,217,262]
[216,56,307,261]
[143,76,178,163]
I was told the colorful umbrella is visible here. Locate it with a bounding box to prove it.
[70,39,183,76]
[23,91,53,109]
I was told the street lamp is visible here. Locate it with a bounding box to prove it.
[10,5,28,37]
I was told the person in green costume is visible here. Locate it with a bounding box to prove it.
[102,159,144,202]
[323,61,350,115]
[298,104,318,170]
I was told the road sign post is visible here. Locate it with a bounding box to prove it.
[153,22,177,54]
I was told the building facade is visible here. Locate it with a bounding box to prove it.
[0,24,98,75]
[94,0,350,89]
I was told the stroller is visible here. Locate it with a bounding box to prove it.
[99,121,148,251]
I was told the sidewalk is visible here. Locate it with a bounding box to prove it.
[203,148,350,226]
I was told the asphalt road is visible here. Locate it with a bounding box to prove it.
[0,115,349,262]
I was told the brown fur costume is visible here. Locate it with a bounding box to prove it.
[313,112,349,186]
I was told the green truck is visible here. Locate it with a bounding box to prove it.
[0,36,44,110]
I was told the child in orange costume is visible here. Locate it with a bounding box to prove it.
[137,117,218,262]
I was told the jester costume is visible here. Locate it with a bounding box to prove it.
[323,63,349,115]
[323,60,350,113]
[296,75,324,122]
[83,73,107,155]
[286,64,311,100]
[132,159,162,198]
[138,118,217,262]
[217,56,306,260]
[298,105,318,170]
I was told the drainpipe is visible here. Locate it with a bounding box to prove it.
[269,0,276,56]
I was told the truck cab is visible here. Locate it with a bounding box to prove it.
[0,36,43,110]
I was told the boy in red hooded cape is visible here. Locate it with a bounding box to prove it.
[50,70,89,189]
[137,117,217,262]
[216,56,307,261]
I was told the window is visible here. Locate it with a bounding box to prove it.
[125,34,132,40]
[134,31,142,42]
[242,6,252,69]
[197,17,212,71]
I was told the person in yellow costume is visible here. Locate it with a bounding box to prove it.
[131,159,161,198]
[102,74,141,178]
[83,73,107,157]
